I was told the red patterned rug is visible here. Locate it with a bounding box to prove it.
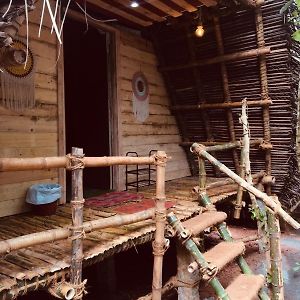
[85,191,144,208]
[112,198,175,214]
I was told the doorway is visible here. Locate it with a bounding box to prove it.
[63,17,111,198]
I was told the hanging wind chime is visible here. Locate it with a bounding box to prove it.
[132,71,150,123]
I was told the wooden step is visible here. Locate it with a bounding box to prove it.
[204,241,245,270]
[182,211,227,236]
[226,274,265,300]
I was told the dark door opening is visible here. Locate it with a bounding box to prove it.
[64,18,110,198]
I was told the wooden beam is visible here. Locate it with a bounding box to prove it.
[170,0,198,12]
[160,46,271,71]
[118,0,165,22]
[159,0,186,13]
[139,0,168,17]
[171,99,272,111]
[147,0,182,17]
[100,0,155,23]
[198,0,217,7]
[87,0,151,26]
[80,0,142,29]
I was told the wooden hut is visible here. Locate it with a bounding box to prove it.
[0,0,299,299]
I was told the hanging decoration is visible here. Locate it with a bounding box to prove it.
[0,39,35,111]
[132,71,149,123]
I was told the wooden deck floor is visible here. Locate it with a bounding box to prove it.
[0,176,237,297]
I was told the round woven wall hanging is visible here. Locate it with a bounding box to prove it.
[132,71,149,122]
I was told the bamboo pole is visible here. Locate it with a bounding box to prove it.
[240,101,268,252]
[206,171,265,190]
[199,157,206,192]
[191,143,300,229]
[176,242,200,300]
[0,208,155,255]
[70,147,85,299]
[267,207,284,300]
[255,7,272,196]
[234,154,245,219]
[0,156,156,171]
[152,151,168,300]
[159,46,271,72]
[213,15,240,173]
[171,99,271,111]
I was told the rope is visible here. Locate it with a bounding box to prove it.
[66,154,85,170]
[154,153,168,167]
[176,278,200,289]
[152,239,169,256]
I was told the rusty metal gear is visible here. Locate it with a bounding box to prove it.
[3,39,34,77]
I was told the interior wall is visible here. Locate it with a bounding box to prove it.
[0,1,59,217]
[118,29,190,190]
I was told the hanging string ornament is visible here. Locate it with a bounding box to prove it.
[0,39,35,111]
[132,71,149,123]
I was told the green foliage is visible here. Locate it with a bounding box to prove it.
[281,0,300,41]
[249,206,266,222]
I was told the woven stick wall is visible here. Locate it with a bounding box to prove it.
[148,0,300,211]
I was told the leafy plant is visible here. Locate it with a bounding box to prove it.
[281,0,300,41]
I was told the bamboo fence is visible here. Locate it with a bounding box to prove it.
[0,151,168,300]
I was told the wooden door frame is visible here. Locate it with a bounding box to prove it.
[58,9,122,195]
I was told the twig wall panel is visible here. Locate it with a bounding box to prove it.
[0,0,60,217]
[149,0,300,209]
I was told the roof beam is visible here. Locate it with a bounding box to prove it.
[118,0,165,22]
[147,0,182,17]
[87,0,152,26]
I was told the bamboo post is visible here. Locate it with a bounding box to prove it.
[199,157,206,192]
[152,151,168,300]
[191,143,300,229]
[240,100,268,252]
[70,147,85,299]
[176,242,200,300]
[267,206,284,300]
[255,7,272,196]
[167,212,230,300]
[213,15,240,173]
[234,153,245,219]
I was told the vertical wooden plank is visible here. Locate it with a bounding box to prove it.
[57,3,66,204]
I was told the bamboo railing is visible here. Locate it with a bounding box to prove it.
[0,150,169,300]
[191,143,300,230]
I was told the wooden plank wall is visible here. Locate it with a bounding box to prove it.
[0,2,59,217]
[119,30,190,189]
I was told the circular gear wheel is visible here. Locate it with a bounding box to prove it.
[3,39,34,77]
